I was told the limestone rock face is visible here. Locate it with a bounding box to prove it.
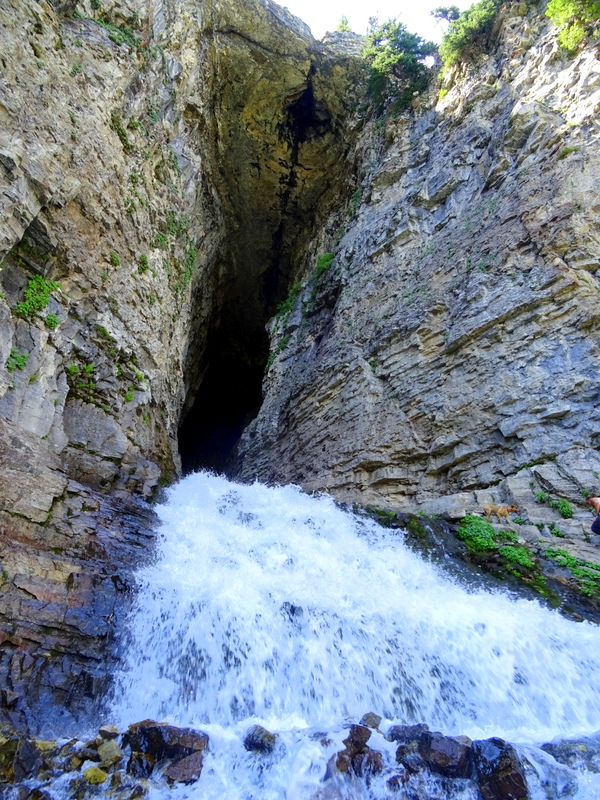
[0,0,360,733]
[236,10,600,518]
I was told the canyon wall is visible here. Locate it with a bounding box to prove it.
[2,0,600,736]
[236,8,600,535]
[0,0,361,733]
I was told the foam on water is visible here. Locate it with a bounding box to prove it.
[110,472,600,797]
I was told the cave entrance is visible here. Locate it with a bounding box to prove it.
[177,328,269,475]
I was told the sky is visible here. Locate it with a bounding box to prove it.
[280,0,474,42]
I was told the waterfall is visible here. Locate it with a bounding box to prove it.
[110,472,600,798]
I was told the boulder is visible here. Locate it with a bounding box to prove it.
[164,751,204,784]
[418,730,475,778]
[360,712,382,729]
[98,738,122,768]
[473,737,529,800]
[98,725,120,740]
[83,766,108,784]
[243,725,278,754]
[124,720,209,760]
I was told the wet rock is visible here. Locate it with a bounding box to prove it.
[387,769,409,790]
[124,720,209,760]
[360,712,382,729]
[99,725,120,740]
[164,751,204,784]
[329,724,383,780]
[351,748,384,777]
[98,738,122,768]
[78,747,101,763]
[541,735,600,773]
[13,738,42,781]
[418,730,475,778]
[243,725,278,754]
[399,752,427,775]
[473,737,529,800]
[342,725,371,755]
[387,723,429,744]
[126,752,155,779]
[83,766,108,784]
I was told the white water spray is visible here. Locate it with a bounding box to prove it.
[111,472,600,798]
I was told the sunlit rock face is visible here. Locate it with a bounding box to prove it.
[235,8,600,524]
[0,0,361,732]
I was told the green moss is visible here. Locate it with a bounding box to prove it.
[276,282,302,319]
[314,252,334,281]
[546,548,600,598]
[110,113,132,153]
[266,334,291,368]
[558,146,581,159]
[109,251,121,266]
[549,498,573,518]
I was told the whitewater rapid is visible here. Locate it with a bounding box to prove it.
[110,472,600,798]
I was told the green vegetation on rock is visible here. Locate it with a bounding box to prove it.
[546,548,600,598]
[15,275,60,318]
[363,18,436,112]
[439,0,501,69]
[546,0,600,50]
[6,349,28,372]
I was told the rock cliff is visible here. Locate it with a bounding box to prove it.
[236,7,600,564]
[0,0,361,733]
[2,0,600,737]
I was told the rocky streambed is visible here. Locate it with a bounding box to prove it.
[1,716,598,800]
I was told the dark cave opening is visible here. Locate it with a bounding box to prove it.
[177,329,269,476]
[177,82,334,477]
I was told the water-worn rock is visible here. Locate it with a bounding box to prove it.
[243,725,278,754]
[124,720,209,760]
[163,750,204,784]
[83,766,108,784]
[473,737,529,800]
[418,730,475,778]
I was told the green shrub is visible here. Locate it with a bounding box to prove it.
[109,251,121,266]
[498,545,535,568]
[45,313,59,329]
[439,0,501,69]
[15,275,60,318]
[138,254,149,273]
[457,514,498,552]
[363,18,436,111]
[6,349,28,372]
[549,498,573,518]
[535,490,549,503]
[546,0,600,50]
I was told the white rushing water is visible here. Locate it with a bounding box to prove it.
[111,472,600,799]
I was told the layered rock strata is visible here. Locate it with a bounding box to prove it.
[0,0,361,733]
[236,9,600,525]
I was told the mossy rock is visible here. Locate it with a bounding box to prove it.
[83,766,108,784]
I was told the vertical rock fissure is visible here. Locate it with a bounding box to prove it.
[177,59,348,475]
